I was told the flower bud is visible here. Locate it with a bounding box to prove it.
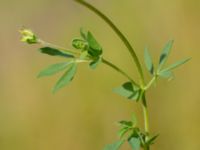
[72,39,88,50]
[19,28,38,44]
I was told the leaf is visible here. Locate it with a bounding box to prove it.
[37,61,73,78]
[160,58,191,73]
[87,32,103,57]
[118,120,133,127]
[103,141,124,150]
[144,47,154,74]
[118,127,129,138]
[128,128,141,140]
[89,57,101,69]
[158,40,174,70]
[39,47,74,58]
[87,31,102,51]
[113,82,140,101]
[52,63,77,93]
[158,70,173,78]
[147,134,159,145]
[72,39,88,50]
[128,137,140,150]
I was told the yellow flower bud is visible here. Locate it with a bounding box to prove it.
[19,28,38,44]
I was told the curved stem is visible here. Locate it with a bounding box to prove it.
[102,58,139,87]
[74,0,144,85]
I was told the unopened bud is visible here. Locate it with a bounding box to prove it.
[19,28,38,44]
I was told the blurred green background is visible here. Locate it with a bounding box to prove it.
[0,0,199,149]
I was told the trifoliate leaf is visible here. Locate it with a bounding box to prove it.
[144,47,154,74]
[113,82,140,101]
[128,137,140,150]
[103,141,124,150]
[52,63,77,93]
[158,40,174,70]
[37,61,74,78]
[39,47,74,58]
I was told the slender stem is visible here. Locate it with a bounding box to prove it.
[74,0,144,85]
[102,58,139,87]
[144,145,150,150]
[142,93,150,140]
[144,76,156,90]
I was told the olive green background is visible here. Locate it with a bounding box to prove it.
[0,0,199,150]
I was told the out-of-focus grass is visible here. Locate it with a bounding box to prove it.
[0,0,199,150]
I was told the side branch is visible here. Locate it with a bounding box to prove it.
[74,0,144,84]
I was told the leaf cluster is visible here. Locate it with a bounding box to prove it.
[20,8,190,149]
[37,29,103,93]
[144,40,191,81]
[113,40,190,103]
[103,116,158,150]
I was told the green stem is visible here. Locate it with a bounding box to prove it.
[74,0,144,85]
[102,58,139,87]
[142,93,150,149]
[144,76,156,90]
[144,145,150,150]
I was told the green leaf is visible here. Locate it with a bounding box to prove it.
[118,127,129,138]
[87,31,102,51]
[158,40,174,70]
[87,32,103,57]
[118,120,133,127]
[128,137,140,150]
[158,70,173,78]
[52,63,77,93]
[160,58,191,73]
[89,57,101,69]
[113,82,140,101]
[144,47,154,74]
[146,134,159,145]
[72,39,88,50]
[103,141,124,150]
[37,61,73,78]
[128,128,141,140]
[39,47,74,58]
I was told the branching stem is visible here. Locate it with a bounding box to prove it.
[74,1,152,150]
[74,0,145,85]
